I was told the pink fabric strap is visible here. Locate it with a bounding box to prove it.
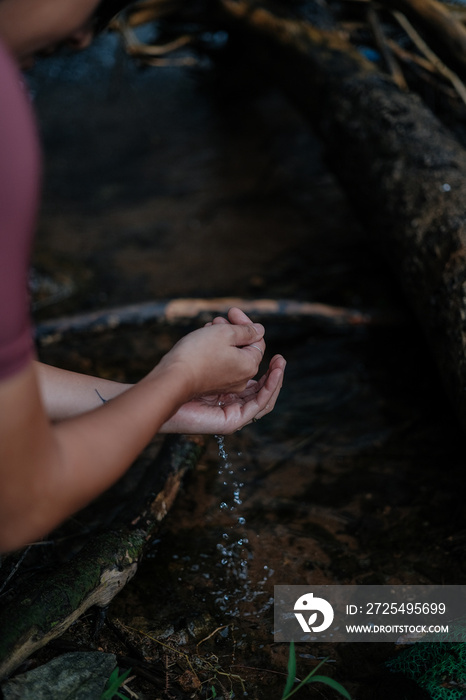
[0,40,41,380]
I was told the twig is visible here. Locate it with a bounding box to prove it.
[387,37,441,74]
[0,546,31,597]
[230,663,289,678]
[196,625,229,650]
[121,676,138,699]
[113,18,192,57]
[387,38,460,96]
[367,4,408,90]
[123,0,182,26]
[392,9,466,104]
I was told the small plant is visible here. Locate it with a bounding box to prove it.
[100,667,132,700]
[281,641,351,700]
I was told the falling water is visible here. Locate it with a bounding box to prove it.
[212,435,249,615]
[212,435,274,618]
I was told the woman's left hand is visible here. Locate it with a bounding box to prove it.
[160,353,285,434]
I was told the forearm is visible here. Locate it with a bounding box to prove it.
[0,362,190,551]
[50,362,190,512]
[34,361,133,420]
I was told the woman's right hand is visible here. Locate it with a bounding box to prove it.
[152,310,266,399]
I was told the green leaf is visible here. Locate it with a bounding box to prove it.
[281,641,297,698]
[281,653,351,700]
[100,667,131,700]
[306,675,352,699]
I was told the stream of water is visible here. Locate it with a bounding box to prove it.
[211,435,275,620]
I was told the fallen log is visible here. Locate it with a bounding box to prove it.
[216,0,466,430]
[34,297,402,346]
[0,434,205,680]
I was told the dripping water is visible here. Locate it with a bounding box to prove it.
[212,435,274,618]
[212,435,249,615]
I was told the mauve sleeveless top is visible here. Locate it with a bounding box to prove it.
[0,39,40,380]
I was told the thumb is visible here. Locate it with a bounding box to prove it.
[231,322,264,347]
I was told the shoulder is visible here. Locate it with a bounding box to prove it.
[0,38,40,236]
[0,39,40,381]
[0,39,40,191]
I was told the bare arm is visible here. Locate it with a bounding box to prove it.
[35,307,286,435]
[34,361,132,420]
[0,316,270,552]
[0,358,187,550]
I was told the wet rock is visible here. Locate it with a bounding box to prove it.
[1,651,116,700]
[186,612,218,640]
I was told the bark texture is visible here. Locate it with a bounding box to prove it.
[217,0,466,430]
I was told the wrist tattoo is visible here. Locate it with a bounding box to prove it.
[95,389,108,405]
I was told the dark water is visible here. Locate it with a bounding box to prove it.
[21,33,466,698]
